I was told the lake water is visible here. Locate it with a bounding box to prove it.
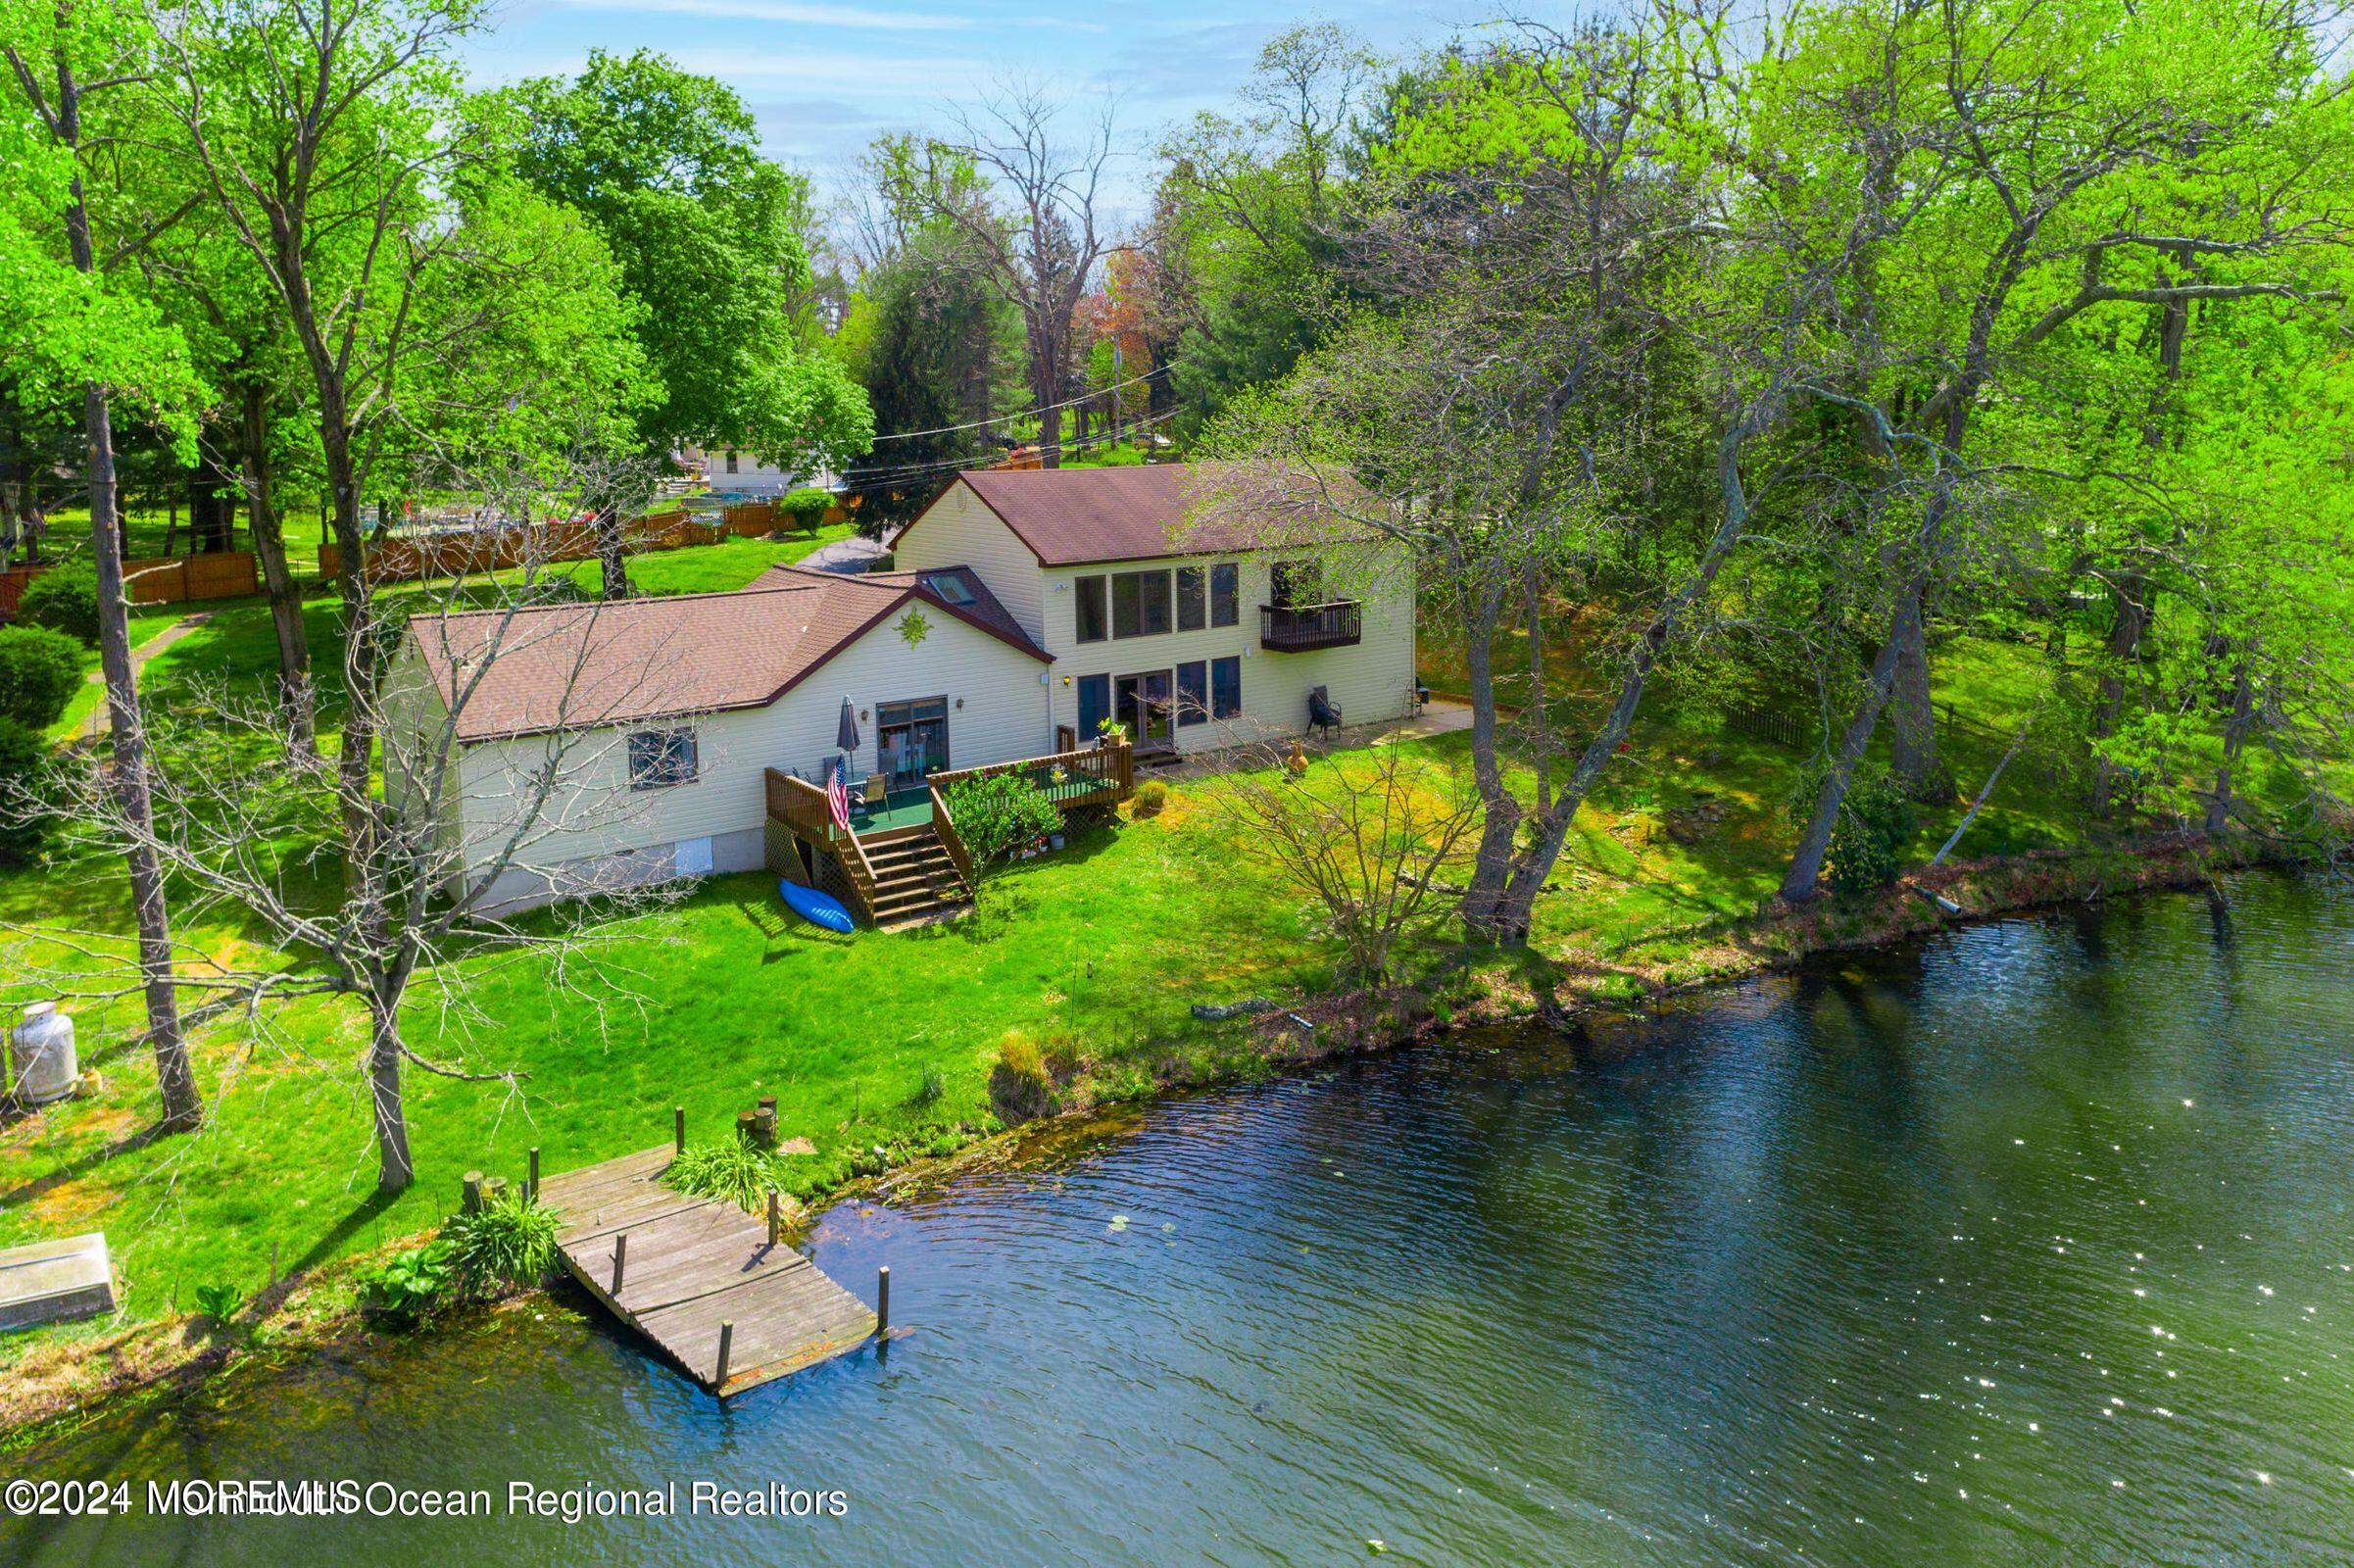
[8,872,2353,1566]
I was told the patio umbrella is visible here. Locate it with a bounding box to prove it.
[836,696,860,756]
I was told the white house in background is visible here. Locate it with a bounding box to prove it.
[676,443,824,499]
[391,463,1416,916]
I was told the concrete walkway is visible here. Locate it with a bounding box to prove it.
[74,611,213,742]
[796,533,886,574]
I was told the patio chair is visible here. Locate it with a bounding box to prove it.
[863,773,889,807]
[1308,685,1344,740]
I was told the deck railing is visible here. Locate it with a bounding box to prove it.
[1260,600,1362,652]
[927,740,1134,808]
[927,779,978,889]
[764,768,882,918]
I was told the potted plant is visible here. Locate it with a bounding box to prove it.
[1095,718,1128,749]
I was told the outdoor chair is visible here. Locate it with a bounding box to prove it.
[1308,686,1344,740]
[863,773,889,807]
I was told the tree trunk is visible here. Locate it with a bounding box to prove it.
[2087,568,2151,815]
[1037,399,1063,468]
[238,382,314,752]
[597,507,629,600]
[2205,657,2254,837]
[187,448,235,554]
[367,993,414,1194]
[1888,587,1944,800]
[1456,576,1521,939]
[50,51,201,1130]
[1782,586,1917,904]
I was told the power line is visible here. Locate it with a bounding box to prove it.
[861,356,1185,446]
[838,409,1180,485]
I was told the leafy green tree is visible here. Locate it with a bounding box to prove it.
[502,50,870,478]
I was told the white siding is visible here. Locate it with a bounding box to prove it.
[444,602,1050,898]
[1040,543,1416,753]
[888,482,1047,643]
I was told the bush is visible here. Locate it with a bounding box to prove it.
[663,1139,800,1211]
[779,487,834,529]
[0,718,53,863]
[1132,779,1169,818]
[0,625,85,728]
[19,562,100,646]
[1794,764,1917,894]
[357,1242,456,1326]
[944,771,1063,862]
[192,1282,243,1325]
[442,1192,562,1298]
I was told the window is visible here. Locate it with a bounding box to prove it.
[924,572,975,607]
[724,451,739,474]
[628,727,698,790]
[1270,560,1322,609]
[1076,575,1107,643]
[1111,568,1171,638]
[1076,673,1110,739]
[1176,660,1208,726]
[1176,566,1206,632]
[1210,656,1242,720]
[1210,562,1240,627]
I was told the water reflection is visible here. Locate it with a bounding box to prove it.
[9,872,2353,1567]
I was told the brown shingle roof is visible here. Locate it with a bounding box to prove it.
[901,462,1356,567]
[411,566,1046,743]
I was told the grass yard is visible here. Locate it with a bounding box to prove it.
[0,550,2302,1359]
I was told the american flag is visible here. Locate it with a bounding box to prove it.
[826,756,852,834]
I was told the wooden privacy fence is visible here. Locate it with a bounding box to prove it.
[0,552,260,618]
[319,501,799,586]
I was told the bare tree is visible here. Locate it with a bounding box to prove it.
[3,18,203,1130]
[1199,744,1482,985]
[925,82,1125,466]
[42,449,705,1193]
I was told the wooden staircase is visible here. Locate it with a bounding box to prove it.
[858,824,974,929]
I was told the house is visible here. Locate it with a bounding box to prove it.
[391,464,1415,921]
[676,444,825,500]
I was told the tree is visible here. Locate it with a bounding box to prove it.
[1768,0,2350,902]
[922,83,1125,467]
[2,0,209,1129]
[502,49,871,534]
[54,449,698,1193]
[1200,746,1482,985]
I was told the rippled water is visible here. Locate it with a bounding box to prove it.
[9,872,2354,1566]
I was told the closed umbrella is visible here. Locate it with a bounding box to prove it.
[836,696,860,756]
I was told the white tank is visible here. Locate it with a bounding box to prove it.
[11,1003,77,1105]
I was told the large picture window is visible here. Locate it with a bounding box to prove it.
[1209,656,1242,720]
[628,727,698,790]
[1210,563,1240,627]
[1176,660,1208,726]
[1075,575,1107,643]
[1111,568,1172,638]
[1176,566,1206,632]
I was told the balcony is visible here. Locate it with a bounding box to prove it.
[1260,600,1362,652]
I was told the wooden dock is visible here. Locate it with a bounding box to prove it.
[538,1146,876,1396]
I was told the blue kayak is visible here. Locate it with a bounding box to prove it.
[779,879,857,934]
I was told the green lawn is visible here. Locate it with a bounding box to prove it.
[0,557,2282,1355]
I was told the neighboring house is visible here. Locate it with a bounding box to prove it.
[676,444,823,499]
[392,464,1415,916]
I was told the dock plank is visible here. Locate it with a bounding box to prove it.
[541,1146,876,1396]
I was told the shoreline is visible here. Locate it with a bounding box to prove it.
[0,829,2290,1447]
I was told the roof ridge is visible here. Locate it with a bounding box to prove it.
[417,581,825,623]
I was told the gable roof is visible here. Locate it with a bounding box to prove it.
[898,462,1360,568]
[411,565,1046,744]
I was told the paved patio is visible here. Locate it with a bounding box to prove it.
[1162,698,1474,781]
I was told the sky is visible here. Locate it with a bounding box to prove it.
[461,0,1482,220]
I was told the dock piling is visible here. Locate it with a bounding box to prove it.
[715,1320,734,1389]
[674,1105,686,1154]
[766,1187,780,1249]
[613,1232,627,1295]
[528,1147,540,1203]
[877,1265,890,1339]
[461,1170,484,1214]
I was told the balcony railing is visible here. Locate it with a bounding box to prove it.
[1260,600,1362,652]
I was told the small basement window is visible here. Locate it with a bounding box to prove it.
[628,727,699,789]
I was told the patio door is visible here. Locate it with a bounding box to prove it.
[1114,670,1175,748]
[875,696,949,784]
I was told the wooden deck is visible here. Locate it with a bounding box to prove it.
[539,1147,876,1396]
